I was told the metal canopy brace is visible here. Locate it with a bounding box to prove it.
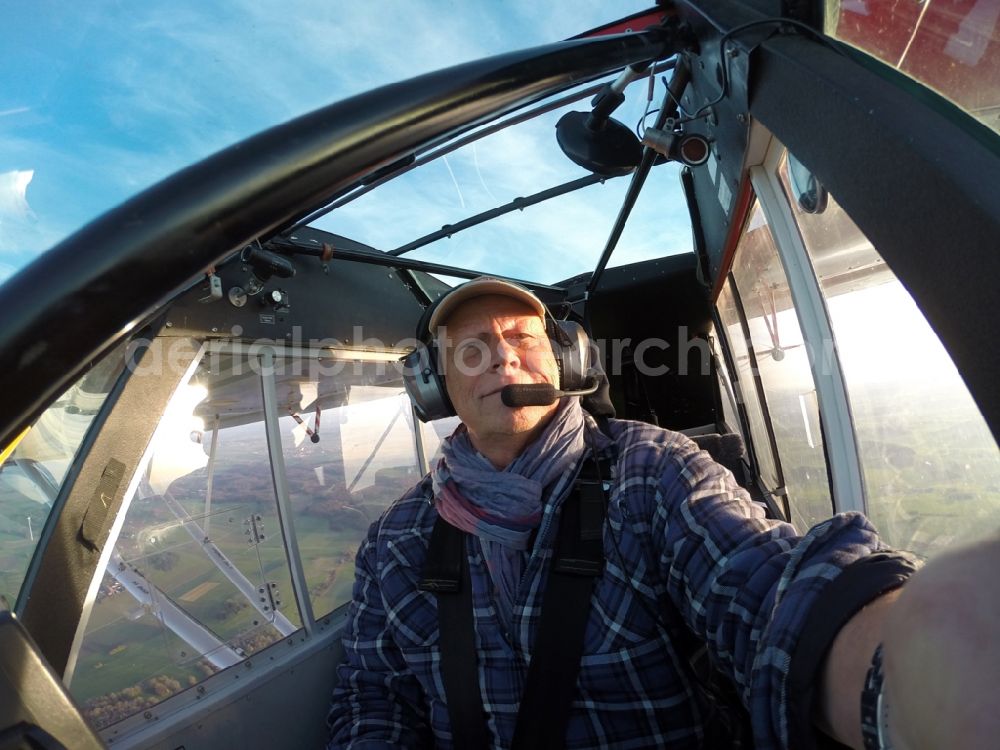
[749,147,866,515]
[586,58,691,296]
[259,349,317,635]
[203,414,221,537]
[285,59,677,233]
[389,174,613,256]
[269,235,567,295]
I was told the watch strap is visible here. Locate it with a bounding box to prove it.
[860,643,894,750]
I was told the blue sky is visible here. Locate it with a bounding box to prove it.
[1,1,689,285]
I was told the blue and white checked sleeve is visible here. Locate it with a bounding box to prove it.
[635,425,890,748]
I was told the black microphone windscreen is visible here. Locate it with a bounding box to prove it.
[501,383,558,407]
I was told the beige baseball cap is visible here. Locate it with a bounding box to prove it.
[428,277,546,330]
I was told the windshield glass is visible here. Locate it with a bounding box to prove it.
[776,150,1000,556]
[0,343,128,607]
[317,79,692,283]
[830,0,1000,135]
[2,1,661,285]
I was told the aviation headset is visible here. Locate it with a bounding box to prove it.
[401,278,591,422]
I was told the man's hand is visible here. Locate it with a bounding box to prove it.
[820,533,1000,749]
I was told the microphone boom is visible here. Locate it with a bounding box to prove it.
[500,375,600,407]
[501,384,558,407]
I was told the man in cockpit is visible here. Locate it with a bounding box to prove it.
[327,277,998,749]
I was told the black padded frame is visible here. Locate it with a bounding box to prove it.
[19,339,201,675]
[749,34,1000,442]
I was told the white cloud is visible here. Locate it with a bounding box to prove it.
[0,133,180,261]
[0,169,65,276]
[0,170,34,219]
[0,148,100,263]
[0,170,47,261]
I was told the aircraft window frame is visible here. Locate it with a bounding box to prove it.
[1,341,130,610]
[747,140,866,519]
[716,277,787,516]
[725,192,837,532]
[64,340,428,736]
[66,343,216,718]
[773,149,1000,557]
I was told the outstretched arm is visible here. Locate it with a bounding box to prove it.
[645,429,897,747]
[819,534,1000,749]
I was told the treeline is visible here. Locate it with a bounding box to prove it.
[82,662,216,729]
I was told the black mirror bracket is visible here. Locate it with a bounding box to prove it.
[556,18,696,176]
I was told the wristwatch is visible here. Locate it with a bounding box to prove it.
[860,643,894,750]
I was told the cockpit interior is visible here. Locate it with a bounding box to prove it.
[1,2,997,747]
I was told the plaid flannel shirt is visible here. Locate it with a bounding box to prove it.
[328,417,889,749]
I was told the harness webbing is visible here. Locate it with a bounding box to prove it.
[419,452,610,749]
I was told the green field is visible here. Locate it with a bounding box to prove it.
[766,381,1000,558]
[0,488,53,607]
[0,413,417,730]
[68,493,377,729]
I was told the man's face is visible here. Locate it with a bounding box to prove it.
[440,294,560,449]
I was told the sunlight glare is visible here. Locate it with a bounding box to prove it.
[148,384,209,493]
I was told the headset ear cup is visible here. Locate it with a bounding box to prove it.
[550,320,590,391]
[401,342,455,422]
[401,292,457,422]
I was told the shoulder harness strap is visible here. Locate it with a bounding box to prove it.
[511,451,610,750]
[419,449,612,750]
[418,519,489,749]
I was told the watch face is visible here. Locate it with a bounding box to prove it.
[787,153,829,214]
